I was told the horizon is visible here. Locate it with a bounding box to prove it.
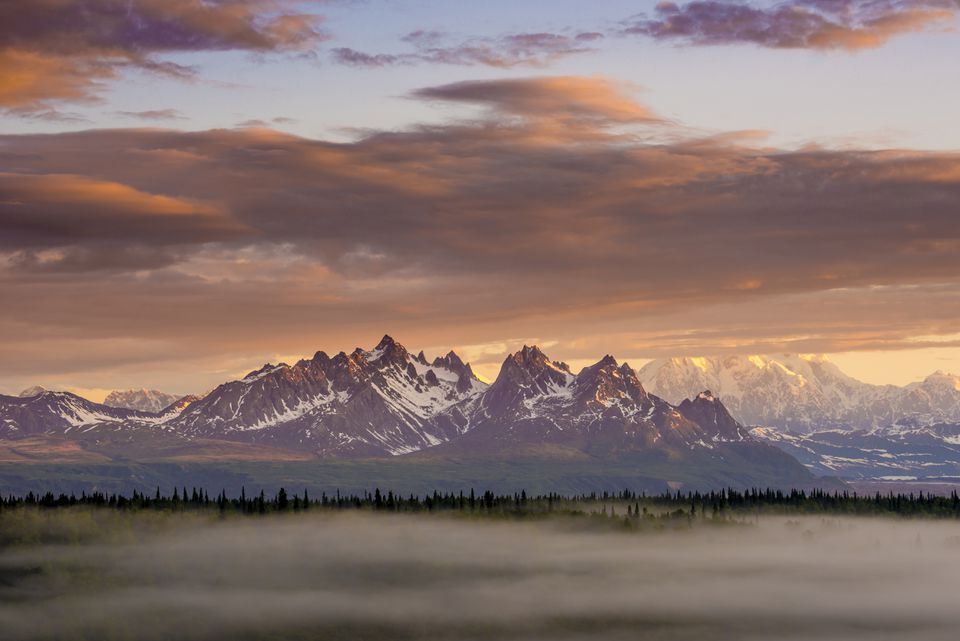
[7,334,958,403]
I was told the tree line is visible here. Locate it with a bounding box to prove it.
[2,486,960,520]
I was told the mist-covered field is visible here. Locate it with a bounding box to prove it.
[2,511,960,641]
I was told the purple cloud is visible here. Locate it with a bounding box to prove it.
[623,0,959,50]
[333,29,602,68]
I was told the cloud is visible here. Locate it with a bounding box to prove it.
[0,0,327,114]
[412,77,660,125]
[332,29,602,68]
[327,1,956,69]
[0,172,245,246]
[623,0,959,50]
[0,76,959,391]
[114,109,187,121]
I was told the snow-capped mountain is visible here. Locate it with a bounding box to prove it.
[18,386,48,397]
[0,337,822,488]
[0,339,779,460]
[429,346,767,458]
[639,355,960,432]
[168,335,488,456]
[104,389,182,413]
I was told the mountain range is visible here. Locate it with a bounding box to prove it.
[638,355,960,432]
[636,355,960,480]
[10,340,958,489]
[0,336,817,492]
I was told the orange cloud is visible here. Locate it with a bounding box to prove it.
[0,0,326,114]
[413,76,659,125]
[0,78,959,391]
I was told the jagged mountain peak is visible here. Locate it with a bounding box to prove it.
[433,349,465,369]
[576,356,638,386]
[503,345,570,374]
[375,334,398,349]
[360,334,410,365]
[431,350,465,371]
[570,356,648,411]
[242,363,290,382]
[677,390,748,441]
[918,370,960,390]
[601,354,618,366]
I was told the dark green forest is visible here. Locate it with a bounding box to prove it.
[4,485,960,524]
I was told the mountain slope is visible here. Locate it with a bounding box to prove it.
[753,423,960,479]
[639,355,960,432]
[0,391,151,437]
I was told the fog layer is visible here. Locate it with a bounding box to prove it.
[1,514,959,640]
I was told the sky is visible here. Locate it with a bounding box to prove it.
[1,0,960,399]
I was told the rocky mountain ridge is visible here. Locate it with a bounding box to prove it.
[1,337,774,460]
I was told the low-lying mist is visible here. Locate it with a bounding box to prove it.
[2,512,959,640]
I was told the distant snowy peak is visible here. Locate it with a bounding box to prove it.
[910,371,960,393]
[18,386,48,398]
[104,389,182,413]
[639,355,960,432]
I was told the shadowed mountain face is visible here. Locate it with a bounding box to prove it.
[0,337,822,489]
